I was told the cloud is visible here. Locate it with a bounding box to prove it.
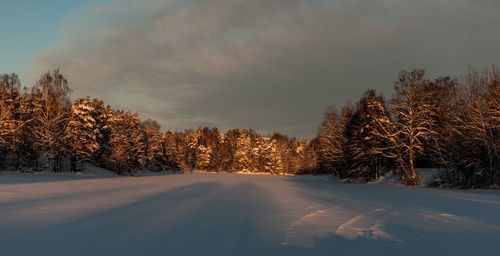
[32,0,500,138]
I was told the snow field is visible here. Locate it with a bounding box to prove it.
[1,173,499,255]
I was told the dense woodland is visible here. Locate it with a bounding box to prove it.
[0,67,498,187]
[317,67,499,187]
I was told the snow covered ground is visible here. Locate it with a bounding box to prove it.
[1,173,499,256]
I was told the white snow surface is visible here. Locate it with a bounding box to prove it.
[1,173,499,256]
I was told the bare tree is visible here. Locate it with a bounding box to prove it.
[0,74,23,159]
[390,70,440,185]
[317,106,344,174]
[440,67,500,186]
[31,70,72,172]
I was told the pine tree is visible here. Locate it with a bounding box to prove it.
[197,127,222,171]
[302,138,320,173]
[12,89,41,170]
[93,104,113,168]
[142,119,165,171]
[218,129,240,172]
[252,136,283,174]
[64,97,100,172]
[162,130,181,171]
[195,145,212,170]
[173,131,191,172]
[184,129,201,171]
[271,133,291,174]
[284,137,310,174]
[234,130,253,172]
[344,90,396,181]
[106,111,147,174]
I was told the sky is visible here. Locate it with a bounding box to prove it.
[0,0,96,77]
[1,0,499,138]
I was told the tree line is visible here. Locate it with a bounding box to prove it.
[0,67,498,187]
[316,67,499,187]
[0,70,316,175]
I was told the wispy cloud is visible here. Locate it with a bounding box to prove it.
[32,0,500,138]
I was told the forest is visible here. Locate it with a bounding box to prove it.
[0,67,498,188]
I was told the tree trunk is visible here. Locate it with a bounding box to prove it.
[52,154,62,173]
[403,149,419,186]
[70,155,77,173]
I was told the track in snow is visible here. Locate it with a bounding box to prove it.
[1,173,499,256]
